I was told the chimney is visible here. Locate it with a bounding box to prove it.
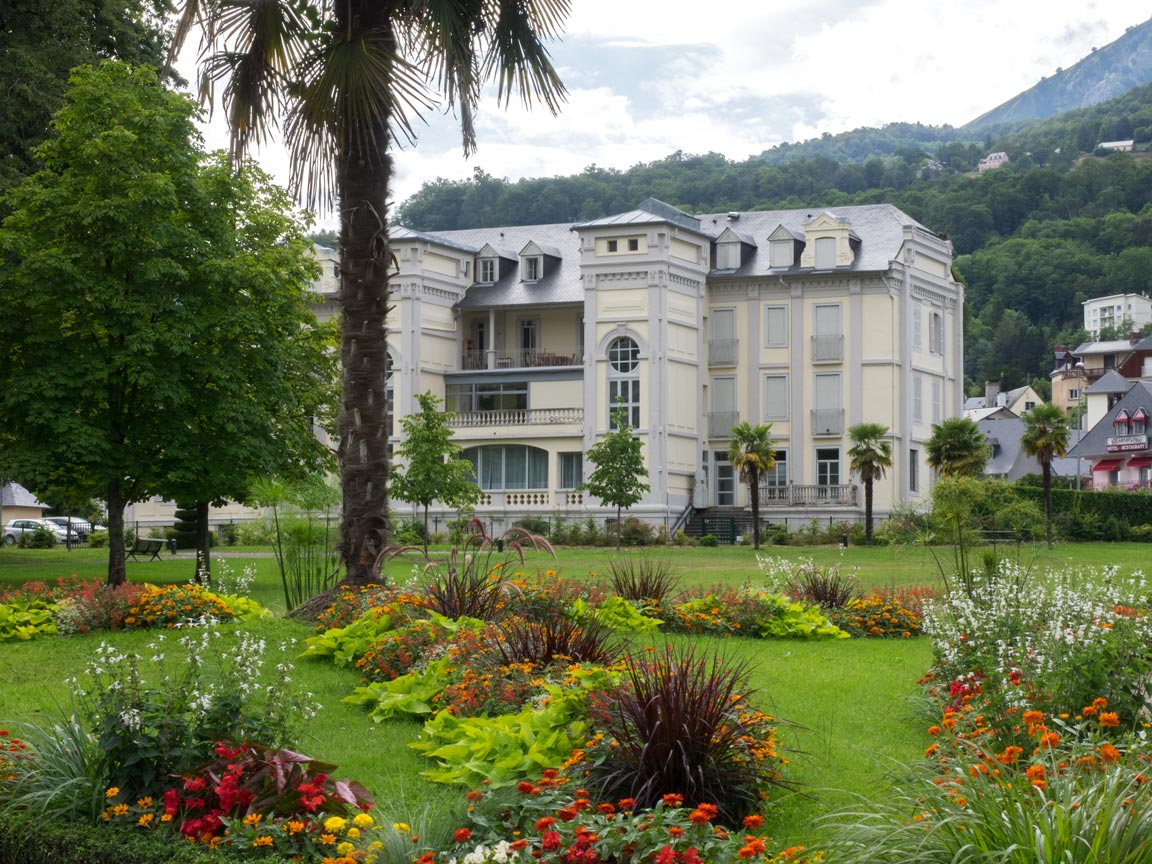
[984,380,1000,409]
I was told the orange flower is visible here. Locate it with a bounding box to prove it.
[1098,743,1121,764]
[661,794,684,808]
[742,814,765,829]
[1023,710,1045,725]
[927,725,942,737]
[997,746,1023,765]
[1093,697,1109,710]
[1039,731,1061,748]
[1100,712,1120,728]
[689,809,711,826]
[667,826,684,838]
[1025,764,1046,788]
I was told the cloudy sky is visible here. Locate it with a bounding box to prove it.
[187,0,1144,224]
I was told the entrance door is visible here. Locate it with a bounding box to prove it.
[714,450,735,506]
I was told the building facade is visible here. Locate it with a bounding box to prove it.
[1083,293,1152,337]
[376,198,963,530]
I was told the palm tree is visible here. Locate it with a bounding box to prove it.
[847,423,892,544]
[1021,403,1071,548]
[728,422,775,550]
[168,1,567,583]
[925,417,990,478]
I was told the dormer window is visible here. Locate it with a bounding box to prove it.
[479,258,496,283]
[523,256,542,282]
[815,237,836,268]
[716,242,740,269]
[1114,410,1131,435]
[1134,408,1148,434]
[770,240,793,268]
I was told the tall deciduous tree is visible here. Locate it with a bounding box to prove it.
[0,62,333,585]
[168,0,568,584]
[1021,403,1071,548]
[727,422,775,550]
[0,0,171,195]
[582,407,649,551]
[390,392,481,552]
[847,423,893,544]
[925,417,991,478]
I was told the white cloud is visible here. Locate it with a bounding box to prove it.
[180,0,1144,226]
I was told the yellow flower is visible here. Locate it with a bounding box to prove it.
[136,796,153,808]
[337,842,355,856]
[354,814,375,829]
[320,834,337,845]
[347,827,361,840]
[324,816,348,834]
[112,804,129,817]
[284,819,306,835]
[243,813,263,827]
[138,813,154,827]
[392,821,410,834]
[253,836,274,847]
[105,787,120,798]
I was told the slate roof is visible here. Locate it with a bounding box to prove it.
[979,419,1086,479]
[1071,380,1152,458]
[1073,339,1134,355]
[403,198,931,309]
[1,482,45,509]
[1085,369,1133,395]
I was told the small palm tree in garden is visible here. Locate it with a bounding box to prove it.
[847,423,892,544]
[728,422,775,549]
[925,417,990,478]
[1021,403,1071,548]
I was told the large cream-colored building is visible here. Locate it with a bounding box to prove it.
[371,198,963,530]
[127,198,963,534]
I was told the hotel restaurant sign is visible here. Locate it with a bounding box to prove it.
[1107,434,1149,452]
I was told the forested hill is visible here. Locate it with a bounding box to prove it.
[395,83,1152,397]
[966,17,1152,130]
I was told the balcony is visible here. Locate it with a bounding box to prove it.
[759,484,858,506]
[811,408,844,436]
[708,338,739,367]
[461,348,583,370]
[708,411,741,438]
[811,334,843,362]
[449,407,583,428]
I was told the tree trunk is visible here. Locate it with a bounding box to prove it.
[616,505,622,551]
[334,2,395,586]
[107,478,127,586]
[750,471,761,550]
[423,503,429,555]
[1043,462,1053,549]
[196,500,211,584]
[864,478,874,544]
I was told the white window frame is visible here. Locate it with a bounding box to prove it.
[816,447,841,486]
[716,242,740,269]
[479,258,496,283]
[770,239,793,269]
[523,256,541,282]
[763,374,788,421]
[931,376,942,424]
[909,448,919,493]
[763,305,787,348]
[929,311,944,355]
[765,449,788,486]
[913,373,923,422]
[815,236,836,269]
[913,302,922,353]
[608,336,640,428]
[559,452,583,489]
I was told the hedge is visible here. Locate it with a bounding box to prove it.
[1014,486,1152,525]
[0,811,291,864]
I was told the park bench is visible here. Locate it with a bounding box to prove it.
[127,537,165,562]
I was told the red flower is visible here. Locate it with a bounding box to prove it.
[466,790,485,803]
[557,808,577,822]
[617,798,637,811]
[541,831,562,852]
[596,803,616,816]
[454,827,473,844]
[518,781,537,795]
[742,814,764,830]
[688,809,711,826]
[661,794,684,808]
[536,817,557,832]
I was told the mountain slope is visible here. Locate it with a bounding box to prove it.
[966,17,1152,130]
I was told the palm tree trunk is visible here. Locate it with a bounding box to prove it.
[335,1,395,585]
[864,478,874,544]
[750,471,761,549]
[1043,462,1053,549]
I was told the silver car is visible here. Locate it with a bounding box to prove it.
[2,518,70,546]
[44,516,93,539]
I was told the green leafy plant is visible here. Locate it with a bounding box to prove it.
[0,716,108,823]
[570,596,662,633]
[0,598,58,641]
[785,562,859,609]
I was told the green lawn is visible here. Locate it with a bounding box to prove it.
[1,540,1146,846]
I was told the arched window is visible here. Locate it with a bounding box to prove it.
[607,336,640,428]
[462,445,549,490]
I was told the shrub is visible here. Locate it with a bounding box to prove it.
[505,570,607,622]
[356,618,453,682]
[828,592,922,638]
[18,526,56,549]
[607,555,681,607]
[87,530,109,548]
[581,645,789,824]
[785,563,859,609]
[619,518,656,546]
[52,581,143,635]
[215,523,238,546]
[513,515,551,537]
[312,583,407,631]
[0,598,58,641]
[0,717,106,823]
[663,585,845,640]
[699,534,718,547]
[234,519,276,546]
[436,662,541,717]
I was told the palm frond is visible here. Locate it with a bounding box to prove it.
[286,28,434,210]
[481,0,568,114]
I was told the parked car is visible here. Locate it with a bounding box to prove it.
[44,516,93,538]
[2,518,72,546]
